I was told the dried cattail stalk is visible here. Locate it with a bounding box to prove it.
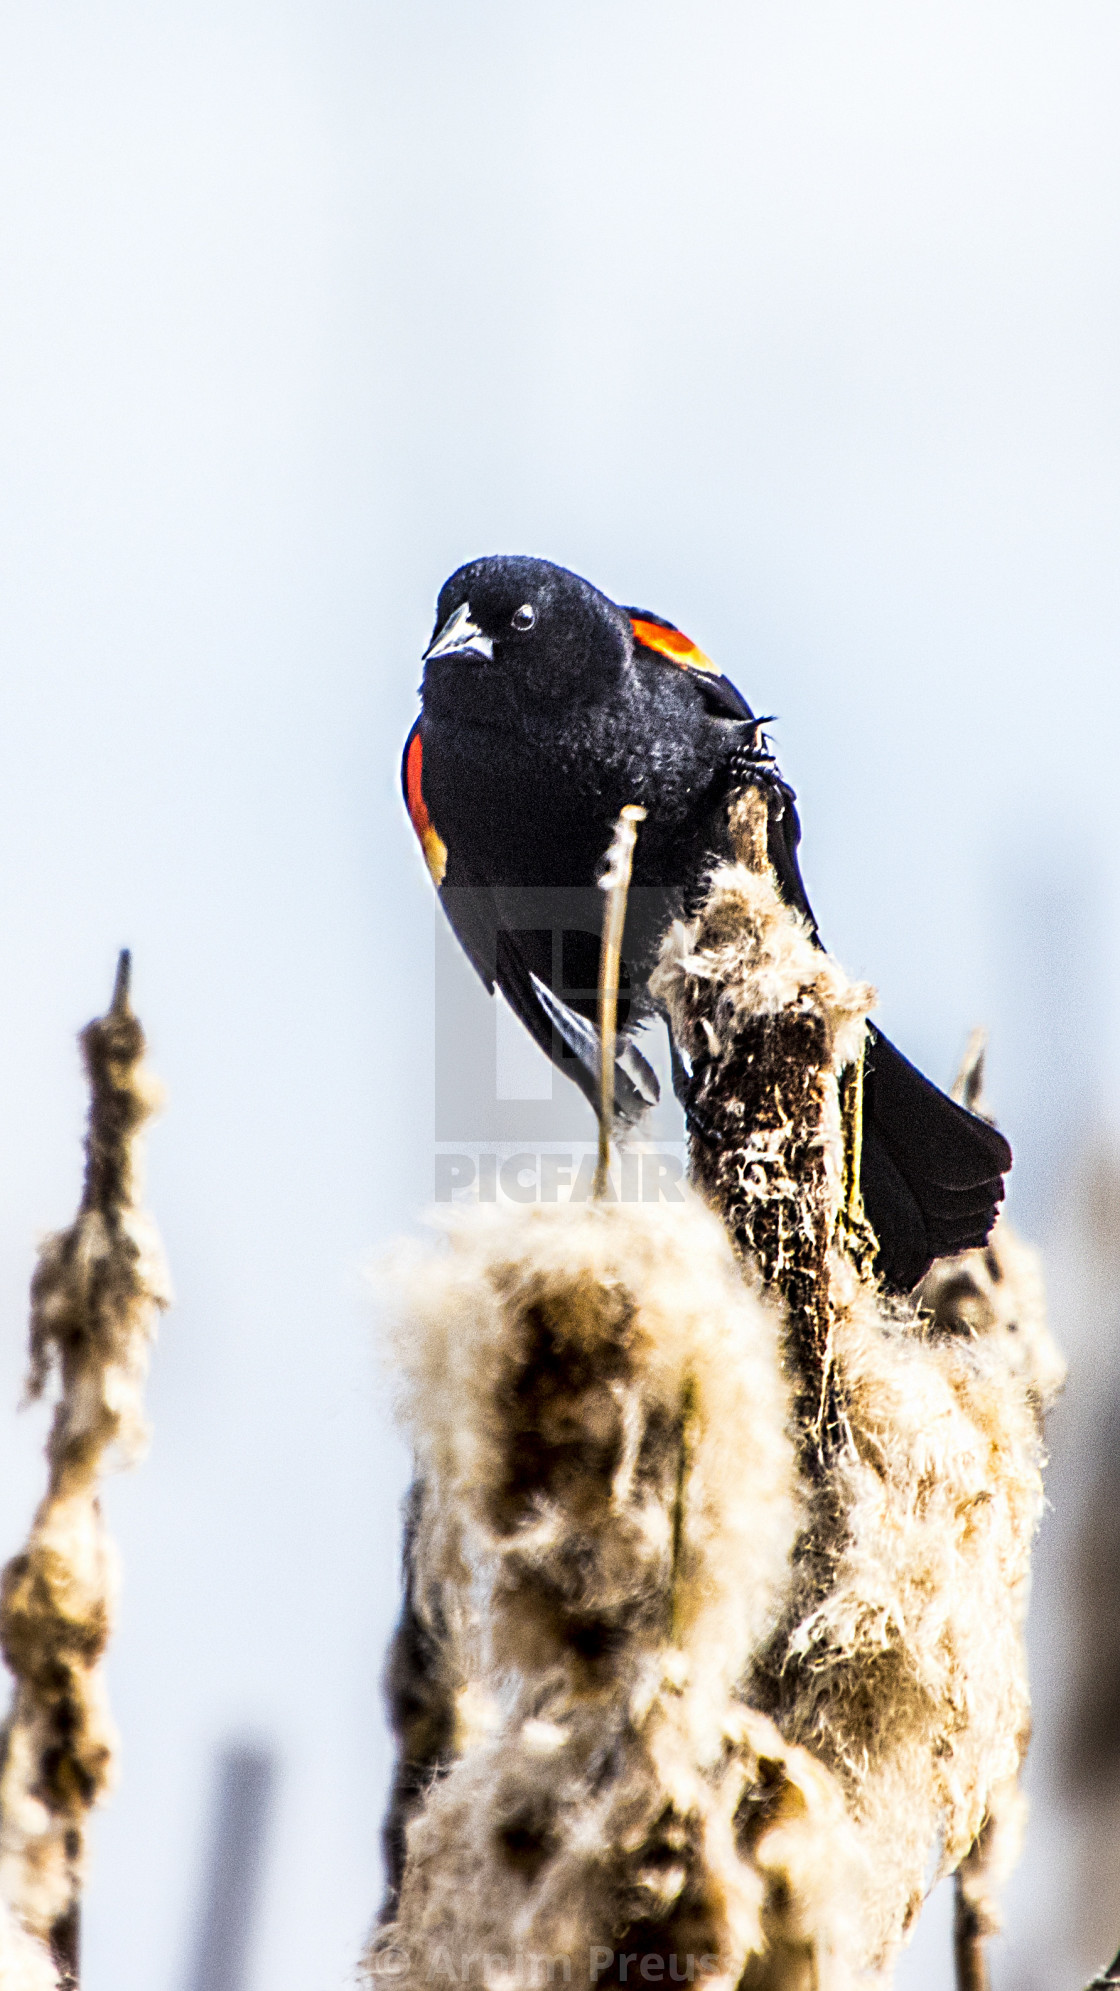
[649,795,873,1462]
[923,1035,1066,1990]
[648,819,1062,1979]
[0,953,171,1984]
[369,1198,865,1990]
[918,1213,1064,1991]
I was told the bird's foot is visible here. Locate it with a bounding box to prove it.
[728,717,783,789]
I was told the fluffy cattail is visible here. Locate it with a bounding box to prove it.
[651,825,1063,1979]
[746,1236,1058,1978]
[0,954,171,1985]
[369,1197,864,1991]
[648,820,874,1464]
[375,1192,1061,1984]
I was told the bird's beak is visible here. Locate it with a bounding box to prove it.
[422,601,494,665]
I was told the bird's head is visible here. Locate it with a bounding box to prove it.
[421,555,632,709]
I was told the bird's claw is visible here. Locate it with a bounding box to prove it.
[728,719,788,795]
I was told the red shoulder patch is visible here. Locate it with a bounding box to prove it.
[629,614,718,676]
[402,723,448,887]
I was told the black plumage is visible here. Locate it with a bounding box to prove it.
[403,553,1010,1292]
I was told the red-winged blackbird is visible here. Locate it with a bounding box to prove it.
[403,553,1010,1292]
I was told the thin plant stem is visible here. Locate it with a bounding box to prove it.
[593,805,646,1199]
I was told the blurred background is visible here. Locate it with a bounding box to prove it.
[0,3,1118,1985]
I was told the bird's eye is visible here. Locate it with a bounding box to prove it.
[511,603,537,632]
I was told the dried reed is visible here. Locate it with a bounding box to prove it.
[0,954,170,1987]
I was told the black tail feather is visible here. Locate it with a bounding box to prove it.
[861,1024,1011,1292]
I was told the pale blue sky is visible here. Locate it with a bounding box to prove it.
[1,5,1118,1987]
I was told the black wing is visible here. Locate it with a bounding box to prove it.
[687,669,757,722]
[405,718,657,1127]
[438,873,660,1128]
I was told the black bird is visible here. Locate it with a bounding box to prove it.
[403,553,1010,1292]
